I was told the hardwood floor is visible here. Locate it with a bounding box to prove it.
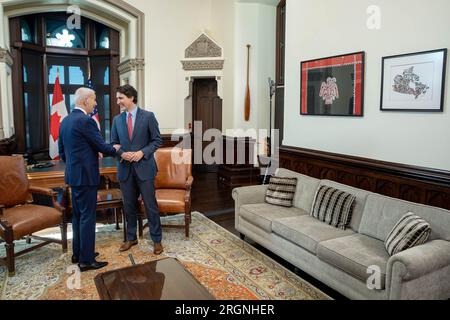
[191,170,346,300]
[191,170,235,216]
[191,170,239,237]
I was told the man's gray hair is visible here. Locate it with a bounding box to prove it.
[74,87,95,107]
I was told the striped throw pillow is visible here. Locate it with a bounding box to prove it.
[385,212,431,256]
[310,185,356,230]
[265,176,298,207]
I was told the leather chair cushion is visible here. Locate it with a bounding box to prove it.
[1,204,62,240]
[0,156,31,207]
[154,148,192,189]
[155,189,186,213]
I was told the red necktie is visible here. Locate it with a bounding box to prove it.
[127,113,133,140]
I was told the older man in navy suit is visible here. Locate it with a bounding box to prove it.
[59,87,121,272]
[111,85,163,254]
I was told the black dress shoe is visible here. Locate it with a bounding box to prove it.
[78,260,108,272]
[71,252,99,264]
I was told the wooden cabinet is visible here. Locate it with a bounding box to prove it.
[218,136,260,187]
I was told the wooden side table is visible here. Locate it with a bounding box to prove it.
[66,187,124,236]
[96,188,124,232]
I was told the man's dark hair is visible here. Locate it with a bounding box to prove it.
[117,84,138,104]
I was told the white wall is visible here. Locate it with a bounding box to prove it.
[124,0,212,134]
[125,0,276,135]
[256,4,276,135]
[210,0,235,132]
[233,2,276,135]
[283,0,450,171]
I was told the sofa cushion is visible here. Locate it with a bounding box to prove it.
[272,215,354,254]
[275,168,320,213]
[240,203,307,233]
[319,180,371,232]
[310,185,356,230]
[359,193,450,242]
[265,176,297,207]
[385,212,431,256]
[317,234,389,289]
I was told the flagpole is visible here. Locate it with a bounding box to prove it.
[87,57,91,81]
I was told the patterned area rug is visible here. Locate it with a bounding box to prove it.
[0,212,330,300]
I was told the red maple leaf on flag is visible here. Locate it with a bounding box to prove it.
[48,71,68,160]
[50,112,61,142]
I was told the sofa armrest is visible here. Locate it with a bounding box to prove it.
[232,184,268,207]
[232,185,268,231]
[388,240,450,280]
[386,240,450,299]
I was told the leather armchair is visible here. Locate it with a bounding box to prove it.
[139,148,193,238]
[0,156,68,276]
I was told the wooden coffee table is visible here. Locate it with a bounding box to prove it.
[94,257,215,300]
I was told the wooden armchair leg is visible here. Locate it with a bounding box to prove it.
[61,207,68,252]
[138,215,144,239]
[114,209,120,230]
[184,219,189,238]
[60,222,68,252]
[5,241,15,276]
[184,210,191,238]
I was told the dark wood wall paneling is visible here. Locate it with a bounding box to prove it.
[279,146,450,211]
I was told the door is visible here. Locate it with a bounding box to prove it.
[192,78,222,172]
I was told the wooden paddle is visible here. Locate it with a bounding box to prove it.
[244,44,251,121]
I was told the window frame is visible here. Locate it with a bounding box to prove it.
[9,12,120,157]
[276,0,286,86]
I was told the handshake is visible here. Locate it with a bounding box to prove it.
[113,145,145,162]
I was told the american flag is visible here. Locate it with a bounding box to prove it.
[87,78,101,130]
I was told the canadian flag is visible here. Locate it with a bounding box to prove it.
[49,74,68,160]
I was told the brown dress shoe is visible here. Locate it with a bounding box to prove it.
[153,243,164,255]
[119,240,138,252]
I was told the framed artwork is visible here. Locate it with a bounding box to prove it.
[300,52,365,116]
[381,48,447,112]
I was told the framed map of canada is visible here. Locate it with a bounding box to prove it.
[381,49,447,112]
[300,52,365,116]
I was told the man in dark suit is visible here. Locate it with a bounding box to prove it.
[111,84,164,254]
[59,87,121,271]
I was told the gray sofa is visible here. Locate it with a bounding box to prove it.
[232,168,450,300]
